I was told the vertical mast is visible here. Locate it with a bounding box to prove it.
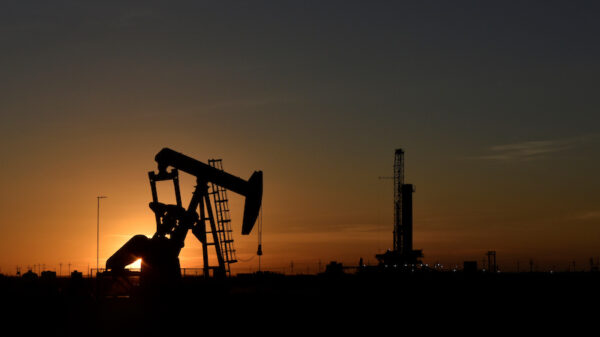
[377,148,422,267]
[393,149,404,252]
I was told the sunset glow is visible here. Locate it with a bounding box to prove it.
[125,259,142,270]
[1,2,599,276]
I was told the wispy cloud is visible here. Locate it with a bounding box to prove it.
[478,136,595,162]
[200,97,292,111]
[573,211,600,221]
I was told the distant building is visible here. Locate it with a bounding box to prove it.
[325,261,344,274]
[22,270,38,280]
[41,271,57,279]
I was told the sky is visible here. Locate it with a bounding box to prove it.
[1,1,599,275]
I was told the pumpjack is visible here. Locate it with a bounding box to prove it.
[106,148,263,286]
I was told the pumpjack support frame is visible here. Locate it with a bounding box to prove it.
[106,148,262,286]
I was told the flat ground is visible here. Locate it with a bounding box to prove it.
[2,271,598,335]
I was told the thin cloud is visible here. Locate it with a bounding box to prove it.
[200,97,292,111]
[573,211,600,221]
[478,136,594,162]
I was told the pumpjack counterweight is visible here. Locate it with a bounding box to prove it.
[106,148,262,286]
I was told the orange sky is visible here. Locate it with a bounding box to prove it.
[1,2,600,275]
[1,140,599,275]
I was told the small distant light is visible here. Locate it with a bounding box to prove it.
[404,264,408,267]
[483,269,486,272]
[393,264,397,268]
[425,264,429,267]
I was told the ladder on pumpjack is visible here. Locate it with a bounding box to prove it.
[208,159,237,276]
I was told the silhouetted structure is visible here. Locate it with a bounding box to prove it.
[41,271,56,279]
[486,251,497,273]
[376,149,423,267]
[207,159,238,275]
[591,258,599,272]
[324,261,344,275]
[22,270,38,280]
[105,148,263,290]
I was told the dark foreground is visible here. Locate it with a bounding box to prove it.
[1,271,598,335]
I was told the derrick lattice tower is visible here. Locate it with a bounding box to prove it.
[376,148,423,267]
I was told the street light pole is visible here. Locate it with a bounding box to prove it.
[97,196,107,276]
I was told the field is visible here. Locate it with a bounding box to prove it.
[1,271,598,335]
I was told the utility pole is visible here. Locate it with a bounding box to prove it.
[529,259,534,273]
[97,196,107,276]
[486,251,497,273]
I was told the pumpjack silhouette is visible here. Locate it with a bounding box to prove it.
[106,148,263,289]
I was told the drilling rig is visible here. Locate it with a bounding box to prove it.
[106,148,262,287]
[376,149,423,267]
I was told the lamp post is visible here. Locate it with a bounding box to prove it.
[97,196,107,276]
